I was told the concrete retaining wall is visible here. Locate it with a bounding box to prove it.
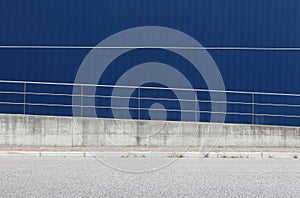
[0,114,299,147]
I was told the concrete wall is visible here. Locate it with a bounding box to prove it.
[0,114,299,147]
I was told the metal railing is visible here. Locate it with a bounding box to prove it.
[0,79,299,126]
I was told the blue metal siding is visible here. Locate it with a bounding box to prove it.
[0,0,299,125]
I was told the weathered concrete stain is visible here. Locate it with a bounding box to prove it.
[0,114,299,147]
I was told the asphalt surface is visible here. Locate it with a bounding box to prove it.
[0,157,299,197]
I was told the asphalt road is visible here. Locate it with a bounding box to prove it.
[0,157,299,197]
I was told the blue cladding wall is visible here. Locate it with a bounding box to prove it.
[0,0,299,126]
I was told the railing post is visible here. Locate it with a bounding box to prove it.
[23,82,26,115]
[81,85,83,117]
[195,90,197,122]
[252,93,255,125]
[138,87,140,120]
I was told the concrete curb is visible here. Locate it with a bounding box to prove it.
[0,151,299,159]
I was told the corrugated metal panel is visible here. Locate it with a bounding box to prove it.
[0,0,299,125]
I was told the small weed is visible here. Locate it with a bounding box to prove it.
[176,154,185,158]
[217,153,247,159]
[238,154,249,158]
[268,155,273,159]
[121,155,129,158]
[168,153,185,158]
[230,156,240,159]
[204,153,209,158]
[293,154,298,159]
[168,153,175,158]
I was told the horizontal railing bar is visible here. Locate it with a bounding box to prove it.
[1,45,300,51]
[0,101,24,105]
[0,91,24,95]
[0,79,299,97]
[89,105,253,115]
[80,94,298,107]
[29,93,300,108]
[1,100,299,119]
[94,106,300,118]
[254,113,300,119]
[26,102,78,108]
[83,94,300,107]
[1,90,299,108]
[17,91,248,104]
[0,80,75,87]
[89,106,300,118]
[94,94,201,103]
[1,94,299,110]
[26,91,77,97]
[254,102,300,107]
[198,100,251,105]
[87,94,250,105]
[2,92,298,108]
